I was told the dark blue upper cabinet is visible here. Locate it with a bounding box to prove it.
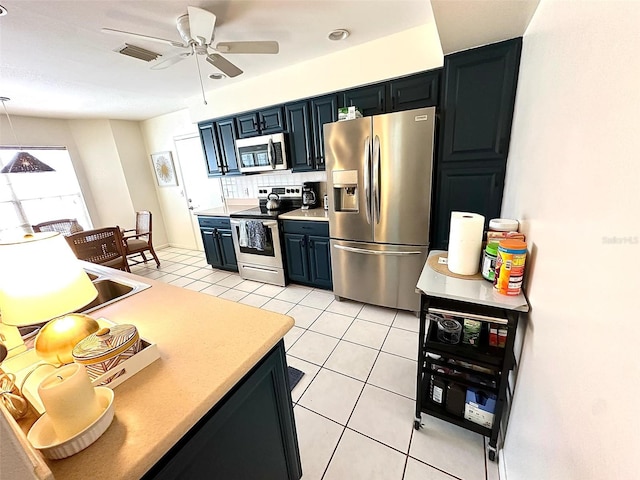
[259,107,286,134]
[310,94,339,170]
[236,113,260,138]
[431,38,522,250]
[236,106,286,138]
[285,101,314,172]
[214,118,241,175]
[388,70,440,111]
[440,38,522,164]
[342,84,386,117]
[199,123,223,176]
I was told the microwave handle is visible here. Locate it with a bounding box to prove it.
[268,138,275,169]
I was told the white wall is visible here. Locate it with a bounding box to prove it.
[67,119,135,229]
[188,24,443,122]
[501,1,639,478]
[140,109,203,249]
[110,120,168,244]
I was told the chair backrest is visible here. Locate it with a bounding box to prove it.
[135,211,152,240]
[33,219,83,236]
[65,227,128,270]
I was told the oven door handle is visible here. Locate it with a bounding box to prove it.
[230,220,277,227]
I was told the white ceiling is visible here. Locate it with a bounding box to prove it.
[0,1,539,121]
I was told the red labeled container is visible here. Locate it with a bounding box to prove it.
[493,239,527,296]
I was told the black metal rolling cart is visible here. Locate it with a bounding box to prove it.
[414,251,529,461]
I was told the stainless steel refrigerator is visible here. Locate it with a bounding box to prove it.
[326,107,435,312]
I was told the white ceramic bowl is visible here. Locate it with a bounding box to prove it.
[27,387,115,460]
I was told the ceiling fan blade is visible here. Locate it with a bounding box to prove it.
[215,41,279,54]
[187,6,216,45]
[206,54,243,78]
[150,52,191,70]
[101,28,186,48]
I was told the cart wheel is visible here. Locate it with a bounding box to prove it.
[489,450,496,461]
[414,420,421,430]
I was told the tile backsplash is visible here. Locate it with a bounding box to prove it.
[221,171,327,199]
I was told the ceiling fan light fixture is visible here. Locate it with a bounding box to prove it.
[328,29,350,41]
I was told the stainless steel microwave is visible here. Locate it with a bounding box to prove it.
[236,133,288,173]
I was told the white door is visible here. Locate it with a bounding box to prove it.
[173,134,224,250]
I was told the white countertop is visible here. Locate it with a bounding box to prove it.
[278,208,329,222]
[416,250,529,312]
[195,201,258,217]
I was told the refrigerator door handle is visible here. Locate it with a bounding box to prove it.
[333,245,423,256]
[373,135,381,224]
[364,136,372,225]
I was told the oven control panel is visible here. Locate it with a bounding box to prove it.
[257,185,303,199]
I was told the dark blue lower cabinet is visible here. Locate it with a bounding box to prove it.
[143,341,302,480]
[282,221,332,290]
[199,216,238,272]
[201,228,223,267]
[308,236,332,290]
[284,233,310,284]
[218,229,238,269]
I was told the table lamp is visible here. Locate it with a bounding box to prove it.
[0,232,99,361]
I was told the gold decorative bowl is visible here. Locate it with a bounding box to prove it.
[35,314,100,365]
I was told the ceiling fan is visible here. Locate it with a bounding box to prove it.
[102,6,279,103]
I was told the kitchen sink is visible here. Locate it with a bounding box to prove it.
[15,265,150,343]
[79,279,135,312]
[78,264,151,314]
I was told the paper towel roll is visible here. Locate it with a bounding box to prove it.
[448,212,485,275]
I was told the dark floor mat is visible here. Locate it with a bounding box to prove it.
[288,366,304,391]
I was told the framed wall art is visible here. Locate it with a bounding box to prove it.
[151,151,178,187]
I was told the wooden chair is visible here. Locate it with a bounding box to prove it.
[33,218,84,236]
[122,211,160,268]
[65,227,130,272]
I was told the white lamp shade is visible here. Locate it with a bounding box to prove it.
[0,232,98,326]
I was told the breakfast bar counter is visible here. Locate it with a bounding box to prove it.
[13,270,299,479]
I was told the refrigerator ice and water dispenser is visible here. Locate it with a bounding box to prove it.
[331,170,359,212]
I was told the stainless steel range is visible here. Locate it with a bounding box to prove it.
[230,185,302,286]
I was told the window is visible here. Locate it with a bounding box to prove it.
[0,148,92,237]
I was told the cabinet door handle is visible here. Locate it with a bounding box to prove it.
[307,154,312,166]
[301,237,306,247]
[253,119,258,130]
[309,239,314,249]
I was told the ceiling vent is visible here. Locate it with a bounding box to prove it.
[116,44,161,62]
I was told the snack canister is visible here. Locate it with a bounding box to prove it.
[493,239,527,295]
[481,243,499,282]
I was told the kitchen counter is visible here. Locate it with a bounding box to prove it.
[279,208,329,222]
[195,200,258,217]
[416,250,529,312]
[13,270,295,479]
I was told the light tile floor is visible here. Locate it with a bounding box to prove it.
[132,246,499,480]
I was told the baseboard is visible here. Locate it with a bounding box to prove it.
[498,448,507,480]
[165,243,204,252]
